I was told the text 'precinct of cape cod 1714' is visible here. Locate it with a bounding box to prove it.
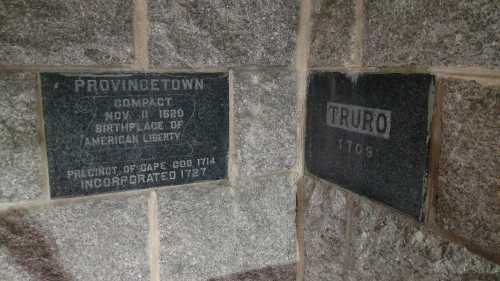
[41,73,229,198]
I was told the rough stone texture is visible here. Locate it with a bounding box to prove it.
[234,175,296,270]
[148,0,299,68]
[350,195,500,281]
[0,195,149,281]
[304,176,348,281]
[233,69,297,178]
[158,182,235,281]
[364,0,500,68]
[303,175,500,281]
[157,174,296,281]
[0,0,134,65]
[310,0,356,67]
[0,73,42,202]
[435,79,500,258]
[208,264,296,281]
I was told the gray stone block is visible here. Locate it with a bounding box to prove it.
[157,182,236,281]
[0,0,134,65]
[303,176,500,281]
[0,73,43,202]
[304,176,348,281]
[148,0,299,68]
[364,0,500,68]
[350,196,500,281]
[0,195,150,281]
[235,175,297,269]
[435,79,500,259]
[157,174,297,281]
[310,0,357,67]
[233,69,297,178]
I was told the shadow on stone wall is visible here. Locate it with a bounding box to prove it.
[0,209,73,281]
[207,263,296,281]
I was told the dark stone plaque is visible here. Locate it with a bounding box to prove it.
[306,72,434,220]
[42,73,229,198]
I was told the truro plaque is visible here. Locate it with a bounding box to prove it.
[42,73,229,197]
[306,72,434,220]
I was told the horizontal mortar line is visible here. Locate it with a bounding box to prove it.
[431,66,500,77]
[0,64,296,73]
[151,169,298,191]
[0,64,141,72]
[0,188,153,212]
[229,64,296,71]
[233,169,299,182]
[150,178,229,192]
[309,65,500,78]
[310,65,432,74]
[149,64,296,72]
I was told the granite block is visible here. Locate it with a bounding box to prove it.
[364,0,500,68]
[304,175,348,281]
[435,79,500,258]
[0,0,134,65]
[234,175,297,269]
[310,0,357,67]
[157,174,297,281]
[148,0,299,67]
[0,73,42,202]
[233,70,297,178]
[157,183,237,281]
[0,195,150,281]
[349,195,500,281]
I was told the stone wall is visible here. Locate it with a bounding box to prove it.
[0,1,498,281]
[0,1,299,280]
[299,0,500,280]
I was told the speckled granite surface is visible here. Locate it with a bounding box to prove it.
[0,73,43,202]
[435,79,500,260]
[364,0,500,68]
[0,0,134,65]
[148,0,299,67]
[304,175,500,281]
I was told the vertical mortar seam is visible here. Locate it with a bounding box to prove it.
[294,0,313,280]
[35,73,51,201]
[295,0,312,177]
[148,191,160,281]
[424,78,444,226]
[353,0,365,66]
[133,0,150,69]
[295,177,306,281]
[342,192,355,281]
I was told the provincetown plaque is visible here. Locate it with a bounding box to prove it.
[306,72,434,220]
[42,73,229,198]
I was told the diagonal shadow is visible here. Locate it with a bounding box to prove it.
[0,209,73,281]
[207,263,296,281]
